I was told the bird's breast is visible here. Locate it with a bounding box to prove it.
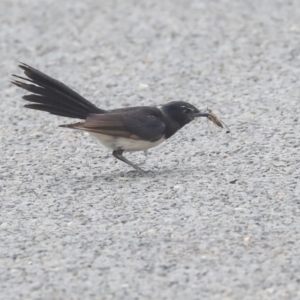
[89,132,165,152]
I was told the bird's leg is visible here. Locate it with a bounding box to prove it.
[112,149,146,174]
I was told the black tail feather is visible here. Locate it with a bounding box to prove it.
[12,63,104,119]
[24,104,86,119]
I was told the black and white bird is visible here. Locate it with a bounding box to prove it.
[12,63,225,173]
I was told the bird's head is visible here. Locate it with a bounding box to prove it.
[161,101,209,127]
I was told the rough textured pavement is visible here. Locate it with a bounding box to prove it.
[1,0,300,299]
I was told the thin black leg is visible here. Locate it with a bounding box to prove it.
[112,149,146,173]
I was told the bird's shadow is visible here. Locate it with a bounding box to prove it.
[91,165,200,182]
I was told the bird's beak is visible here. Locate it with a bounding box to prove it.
[193,110,210,118]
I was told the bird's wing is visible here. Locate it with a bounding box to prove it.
[61,108,166,141]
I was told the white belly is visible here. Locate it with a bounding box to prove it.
[89,132,165,152]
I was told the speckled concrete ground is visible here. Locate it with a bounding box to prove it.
[1,0,300,299]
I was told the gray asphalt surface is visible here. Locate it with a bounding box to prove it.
[1,0,300,299]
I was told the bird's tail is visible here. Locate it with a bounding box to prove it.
[11,63,104,119]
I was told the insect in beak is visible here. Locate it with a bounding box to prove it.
[194,109,230,133]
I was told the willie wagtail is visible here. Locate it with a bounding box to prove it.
[11,63,227,173]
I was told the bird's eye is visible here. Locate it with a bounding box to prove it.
[183,107,192,114]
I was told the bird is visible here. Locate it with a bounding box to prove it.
[11,63,225,173]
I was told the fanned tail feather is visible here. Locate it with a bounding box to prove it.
[11,63,104,119]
